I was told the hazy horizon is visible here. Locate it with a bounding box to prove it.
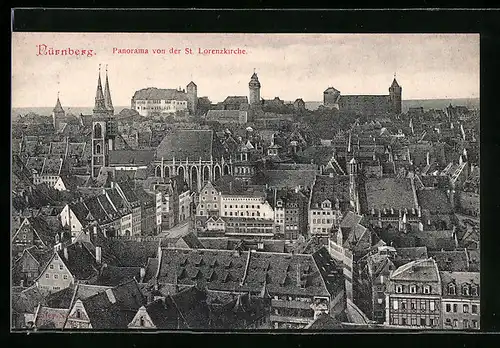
[12,33,479,108]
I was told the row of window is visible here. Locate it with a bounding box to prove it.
[312,219,332,225]
[312,227,329,234]
[312,211,334,216]
[391,317,438,327]
[444,318,478,329]
[392,300,437,311]
[224,211,262,217]
[45,273,68,280]
[445,303,478,314]
[395,284,432,294]
[224,204,261,209]
[447,283,479,296]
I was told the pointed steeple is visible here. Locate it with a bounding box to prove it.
[391,74,400,88]
[93,64,107,115]
[53,92,64,113]
[103,65,114,113]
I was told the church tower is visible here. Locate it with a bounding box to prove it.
[348,157,359,213]
[186,81,198,116]
[389,75,402,114]
[52,92,65,133]
[91,65,116,178]
[249,70,261,105]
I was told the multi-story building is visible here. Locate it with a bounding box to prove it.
[220,189,274,221]
[269,188,309,240]
[308,174,352,243]
[155,246,346,329]
[197,181,222,218]
[385,258,442,329]
[440,271,480,330]
[131,87,189,117]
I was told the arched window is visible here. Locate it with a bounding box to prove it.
[76,309,81,319]
[95,143,101,154]
[93,123,102,138]
[140,316,145,326]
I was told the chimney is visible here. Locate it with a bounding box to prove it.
[63,247,68,260]
[105,289,116,304]
[140,267,146,282]
[95,246,102,264]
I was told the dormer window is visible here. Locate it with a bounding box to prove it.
[448,283,456,295]
[423,285,431,294]
[462,284,470,296]
[471,285,478,296]
[396,285,403,293]
[410,285,417,294]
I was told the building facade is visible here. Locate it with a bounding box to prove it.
[440,271,480,330]
[385,259,442,329]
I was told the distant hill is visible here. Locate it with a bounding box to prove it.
[305,98,479,112]
[11,106,129,120]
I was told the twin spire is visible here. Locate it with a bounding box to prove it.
[93,64,114,115]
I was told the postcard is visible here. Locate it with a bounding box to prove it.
[11,31,480,332]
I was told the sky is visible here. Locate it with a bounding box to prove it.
[12,33,480,107]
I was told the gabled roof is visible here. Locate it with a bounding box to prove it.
[132,87,187,101]
[390,258,439,283]
[80,279,146,329]
[13,216,56,247]
[56,242,100,280]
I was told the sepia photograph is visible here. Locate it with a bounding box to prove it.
[11,31,480,331]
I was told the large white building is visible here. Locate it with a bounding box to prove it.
[131,87,189,117]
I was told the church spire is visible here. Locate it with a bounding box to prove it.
[103,64,114,113]
[53,91,64,113]
[93,64,107,115]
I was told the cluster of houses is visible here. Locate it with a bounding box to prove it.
[11,70,480,331]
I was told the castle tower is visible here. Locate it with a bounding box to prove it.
[186,81,198,116]
[249,70,261,105]
[52,92,65,133]
[389,74,402,114]
[91,65,116,178]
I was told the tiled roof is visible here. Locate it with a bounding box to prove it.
[156,129,214,161]
[81,279,146,329]
[439,271,480,296]
[428,250,470,272]
[168,286,211,329]
[100,239,159,267]
[310,175,350,208]
[157,247,342,298]
[132,87,187,101]
[390,258,439,283]
[306,313,343,329]
[95,265,143,286]
[34,306,69,329]
[264,170,318,190]
[57,242,99,280]
[417,189,452,214]
[41,158,63,176]
[143,258,159,283]
[364,177,417,211]
[223,96,248,105]
[12,285,50,314]
[109,150,155,166]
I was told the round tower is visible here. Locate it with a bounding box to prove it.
[389,75,402,114]
[187,81,198,116]
[249,70,261,105]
